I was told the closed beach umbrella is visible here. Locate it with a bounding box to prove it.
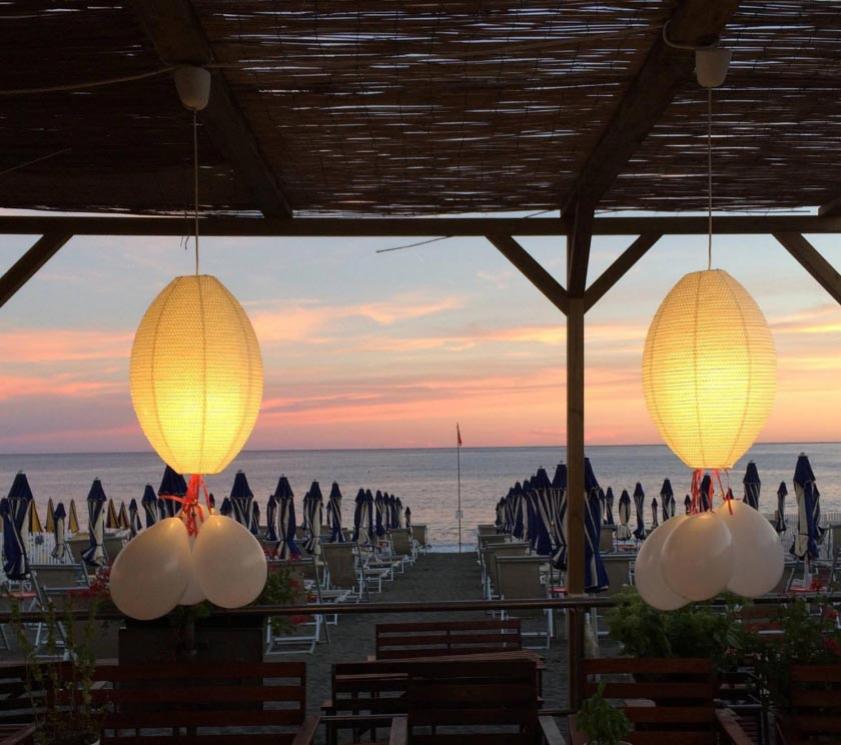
[584,459,609,592]
[157,497,168,521]
[328,483,345,543]
[774,482,788,534]
[250,501,261,537]
[604,487,615,526]
[141,484,158,527]
[395,496,404,528]
[81,478,107,567]
[128,499,142,538]
[617,489,632,541]
[275,476,301,559]
[405,506,412,530]
[207,493,216,510]
[220,497,233,517]
[364,489,376,544]
[28,501,43,534]
[45,498,56,534]
[651,498,660,529]
[495,498,505,531]
[51,502,69,561]
[660,479,674,521]
[531,468,554,556]
[792,453,822,561]
[105,499,119,530]
[684,494,692,515]
[305,482,324,553]
[512,482,525,539]
[67,499,80,534]
[117,501,130,530]
[743,461,761,510]
[549,464,567,570]
[374,490,386,539]
[6,473,33,578]
[699,474,714,512]
[158,465,187,518]
[352,488,365,542]
[632,483,645,540]
[265,494,279,542]
[230,470,254,528]
[1,497,27,579]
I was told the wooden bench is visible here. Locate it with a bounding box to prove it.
[388,657,563,745]
[0,665,35,729]
[375,619,521,659]
[90,661,318,743]
[568,658,754,745]
[778,664,841,744]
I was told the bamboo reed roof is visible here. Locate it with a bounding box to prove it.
[2,1,841,217]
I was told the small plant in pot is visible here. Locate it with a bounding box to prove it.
[575,682,632,745]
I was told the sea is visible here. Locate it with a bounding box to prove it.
[1,444,839,551]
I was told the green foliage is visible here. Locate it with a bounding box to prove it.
[7,590,105,745]
[255,565,303,634]
[576,682,631,745]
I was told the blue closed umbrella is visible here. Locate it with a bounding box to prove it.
[684,494,692,515]
[374,490,386,538]
[4,473,32,579]
[328,482,346,543]
[82,478,107,567]
[511,482,525,539]
[220,497,233,517]
[632,483,645,540]
[140,484,158,528]
[395,497,404,528]
[616,489,631,540]
[603,487,615,526]
[265,494,279,542]
[699,475,713,512]
[660,479,674,521]
[51,502,70,561]
[305,481,324,553]
[250,501,261,536]
[275,476,301,559]
[531,468,554,556]
[158,465,186,518]
[405,506,412,530]
[230,470,254,528]
[792,453,823,561]
[549,464,567,570]
[743,461,761,510]
[584,459,609,592]
[651,498,659,529]
[128,499,142,537]
[774,482,788,534]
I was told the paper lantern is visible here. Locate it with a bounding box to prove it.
[642,269,775,470]
[130,275,263,475]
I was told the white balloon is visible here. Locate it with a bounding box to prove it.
[662,511,734,602]
[179,536,206,606]
[719,500,784,598]
[193,515,267,609]
[110,517,191,620]
[634,515,691,610]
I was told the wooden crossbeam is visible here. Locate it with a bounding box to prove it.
[485,235,568,314]
[0,233,72,309]
[584,234,662,312]
[3,215,840,238]
[819,195,841,217]
[566,201,595,296]
[131,0,293,218]
[774,232,841,306]
[562,0,740,211]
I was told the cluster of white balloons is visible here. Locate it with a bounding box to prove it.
[635,499,784,610]
[109,513,268,620]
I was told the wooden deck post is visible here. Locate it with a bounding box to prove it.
[565,296,586,596]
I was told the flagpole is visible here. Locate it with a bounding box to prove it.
[457,423,462,554]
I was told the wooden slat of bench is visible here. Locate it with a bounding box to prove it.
[627,734,713,745]
[583,657,712,675]
[90,685,305,704]
[583,681,716,700]
[377,620,519,634]
[105,708,303,729]
[795,714,841,733]
[623,705,716,725]
[791,688,841,707]
[792,665,841,683]
[102,735,298,745]
[92,662,305,681]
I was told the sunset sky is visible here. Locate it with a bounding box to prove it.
[2,215,840,453]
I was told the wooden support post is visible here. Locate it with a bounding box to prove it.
[774,232,841,306]
[0,233,72,309]
[486,234,568,315]
[566,296,586,596]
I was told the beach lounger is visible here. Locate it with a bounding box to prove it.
[482,541,528,599]
[389,529,416,568]
[411,524,429,552]
[496,555,553,648]
[264,561,324,655]
[321,542,365,601]
[477,523,498,536]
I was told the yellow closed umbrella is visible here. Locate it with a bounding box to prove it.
[45,497,56,533]
[67,499,80,534]
[28,501,43,534]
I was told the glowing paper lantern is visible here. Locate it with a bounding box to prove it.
[642,269,776,470]
[130,275,263,475]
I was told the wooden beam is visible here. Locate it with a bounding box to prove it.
[819,195,841,217]
[486,235,568,315]
[131,0,293,218]
[774,232,841,305]
[584,233,661,311]
[2,215,841,238]
[565,295,586,596]
[562,1,740,211]
[0,234,72,309]
[566,201,594,296]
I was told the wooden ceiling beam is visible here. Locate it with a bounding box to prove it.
[566,201,595,296]
[2,215,841,238]
[0,233,72,309]
[562,0,740,213]
[486,234,568,315]
[819,195,841,217]
[774,232,841,306]
[131,0,293,218]
[584,233,662,312]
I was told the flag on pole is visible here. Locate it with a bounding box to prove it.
[457,423,462,446]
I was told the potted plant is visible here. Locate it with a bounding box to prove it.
[9,594,105,745]
[575,682,632,745]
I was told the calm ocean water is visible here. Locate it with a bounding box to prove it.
[1,444,840,549]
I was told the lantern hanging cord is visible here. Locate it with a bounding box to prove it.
[707,88,713,271]
[193,109,200,275]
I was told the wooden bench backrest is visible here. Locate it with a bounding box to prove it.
[581,657,718,745]
[785,664,841,743]
[92,661,306,743]
[0,665,34,728]
[375,619,521,660]
[405,657,539,744]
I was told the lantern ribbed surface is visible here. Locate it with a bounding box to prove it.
[130,275,263,475]
[642,269,776,470]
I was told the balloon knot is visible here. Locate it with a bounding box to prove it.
[168,474,209,536]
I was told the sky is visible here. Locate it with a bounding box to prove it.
[1,214,841,453]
